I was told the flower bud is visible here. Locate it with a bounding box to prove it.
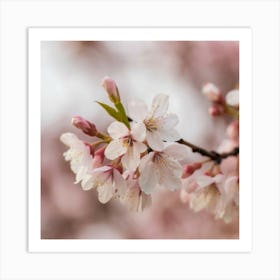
[202,83,224,103]
[225,89,239,107]
[92,146,105,167]
[208,104,224,116]
[71,116,97,137]
[226,120,239,141]
[182,162,202,178]
[102,76,120,103]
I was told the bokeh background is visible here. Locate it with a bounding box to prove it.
[41,41,239,239]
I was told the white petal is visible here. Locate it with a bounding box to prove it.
[224,176,239,202]
[107,121,129,139]
[133,141,147,154]
[159,170,182,191]
[158,113,179,129]
[121,146,140,172]
[75,165,88,184]
[151,94,169,118]
[158,128,180,142]
[81,174,96,190]
[105,139,127,160]
[158,157,183,190]
[190,192,208,212]
[140,193,152,211]
[97,180,114,203]
[91,165,112,173]
[60,132,78,146]
[197,175,215,188]
[226,89,239,107]
[113,169,127,198]
[139,152,154,173]
[139,161,159,194]
[163,143,189,160]
[146,131,164,151]
[131,122,146,142]
[128,98,148,122]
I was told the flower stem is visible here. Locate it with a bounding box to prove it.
[177,139,239,164]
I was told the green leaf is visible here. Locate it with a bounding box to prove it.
[96,101,122,122]
[115,102,130,128]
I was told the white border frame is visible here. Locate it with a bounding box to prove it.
[1,1,279,279]
[28,27,252,253]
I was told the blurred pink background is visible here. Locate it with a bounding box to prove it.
[41,41,239,239]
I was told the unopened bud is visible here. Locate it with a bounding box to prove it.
[208,104,224,116]
[72,116,97,136]
[92,146,105,167]
[202,83,224,103]
[225,89,239,107]
[226,120,239,141]
[182,162,202,178]
[102,76,120,103]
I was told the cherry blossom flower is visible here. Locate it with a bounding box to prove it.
[188,172,239,223]
[60,133,93,184]
[81,166,127,204]
[128,94,180,151]
[138,143,189,194]
[202,83,223,103]
[104,121,147,172]
[120,171,151,212]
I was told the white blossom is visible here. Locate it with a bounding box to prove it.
[120,172,151,212]
[138,143,189,194]
[104,121,147,172]
[189,173,239,223]
[128,94,180,151]
[82,166,127,204]
[60,133,93,184]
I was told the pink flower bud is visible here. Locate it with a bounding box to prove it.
[226,120,239,141]
[92,146,105,167]
[102,76,120,103]
[182,162,202,178]
[202,83,224,103]
[182,165,194,178]
[192,162,202,170]
[208,104,224,116]
[72,116,97,136]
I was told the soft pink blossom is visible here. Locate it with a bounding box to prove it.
[128,94,180,151]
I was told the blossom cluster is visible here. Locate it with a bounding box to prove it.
[60,77,239,222]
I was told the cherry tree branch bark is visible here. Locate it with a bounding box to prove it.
[177,139,239,164]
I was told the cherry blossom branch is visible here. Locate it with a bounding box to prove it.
[177,138,239,164]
